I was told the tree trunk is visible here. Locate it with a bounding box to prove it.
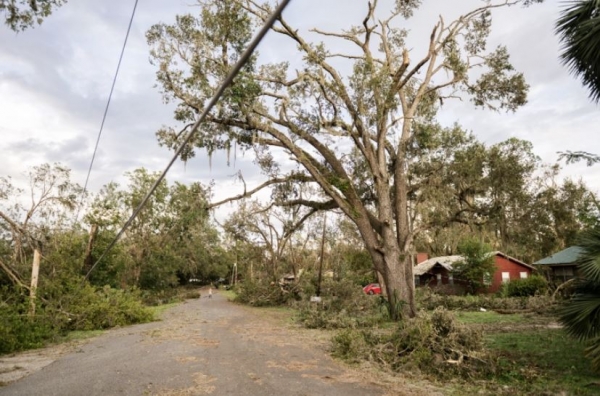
[316,214,327,297]
[358,221,416,319]
[380,241,416,320]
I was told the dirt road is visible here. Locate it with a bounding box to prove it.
[0,292,387,396]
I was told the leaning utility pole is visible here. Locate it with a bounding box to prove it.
[316,215,327,297]
[29,249,41,316]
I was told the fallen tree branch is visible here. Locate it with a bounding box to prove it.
[207,174,312,209]
[552,278,576,300]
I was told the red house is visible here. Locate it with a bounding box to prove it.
[413,252,534,294]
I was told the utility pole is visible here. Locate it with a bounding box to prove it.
[29,248,41,316]
[83,224,98,274]
[316,214,327,297]
[231,262,237,286]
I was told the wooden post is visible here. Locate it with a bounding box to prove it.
[316,215,327,297]
[83,224,98,274]
[29,249,41,316]
[231,262,237,286]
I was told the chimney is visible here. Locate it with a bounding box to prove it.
[416,253,429,264]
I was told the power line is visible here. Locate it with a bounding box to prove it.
[75,0,140,222]
[84,0,294,282]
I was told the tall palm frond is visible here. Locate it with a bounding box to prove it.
[560,228,600,370]
[576,228,600,282]
[556,0,600,103]
[560,280,600,341]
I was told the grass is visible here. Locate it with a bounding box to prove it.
[449,311,600,395]
[252,305,297,325]
[217,289,237,301]
[60,329,105,343]
[484,328,600,395]
[455,311,528,325]
[148,302,178,319]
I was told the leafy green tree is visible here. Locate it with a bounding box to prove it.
[1,0,66,31]
[413,133,599,263]
[165,181,229,284]
[560,228,600,371]
[119,168,171,287]
[0,163,81,288]
[452,238,497,294]
[83,182,131,286]
[223,200,316,281]
[148,0,538,318]
[83,169,226,290]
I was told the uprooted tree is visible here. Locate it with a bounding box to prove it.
[147,0,539,318]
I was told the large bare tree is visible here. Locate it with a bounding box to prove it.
[148,0,536,318]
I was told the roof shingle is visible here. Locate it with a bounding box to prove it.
[533,246,584,265]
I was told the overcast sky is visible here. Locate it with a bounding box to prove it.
[0,0,598,218]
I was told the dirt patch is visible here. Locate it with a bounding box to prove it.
[0,342,84,385]
[190,337,220,347]
[175,356,199,364]
[239,306,446,396]
[313,363,445,396]
[155,372,216,395]
[246,372,263,385]
[142,326,219,348]
[266,359,319,372]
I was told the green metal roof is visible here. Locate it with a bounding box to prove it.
[534,246,584,265]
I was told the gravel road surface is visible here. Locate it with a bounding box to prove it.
[0,292,386,396]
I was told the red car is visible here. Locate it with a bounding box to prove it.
[363,283,381,295]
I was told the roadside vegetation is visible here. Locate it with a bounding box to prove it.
[234,276,598,395]
[226,241,600,395]
[3,0,600,394]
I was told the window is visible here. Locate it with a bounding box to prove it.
[555,267,574,277]
[520,272,528,279]
[414,276,420,286]
[484,272,492,286]
[449,274,454,285]
[502,272,510,283]
[436,274,442,285]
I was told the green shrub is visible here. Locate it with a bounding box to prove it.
[503,275,548,297]
[61,285,154,331]
[0,304,59,354]
[331,308,489,379]
[140,288,181,306]
[234,279,300,307]
[0,281,155,355]
[331,328,379,363]
[416,288,555,313]
[296,278,387,329]
[182,288,201,300]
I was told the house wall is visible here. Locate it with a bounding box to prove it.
[418,266,452,287]
[489,255,533,293]
[416,253,429,265]
[415,254,533,294]
[549,265,578,282]
[416,265,467,294]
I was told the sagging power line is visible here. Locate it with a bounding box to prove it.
[75,0,140,223]
[84,0,294,282]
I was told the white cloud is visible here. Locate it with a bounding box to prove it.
[0,0,598,223]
